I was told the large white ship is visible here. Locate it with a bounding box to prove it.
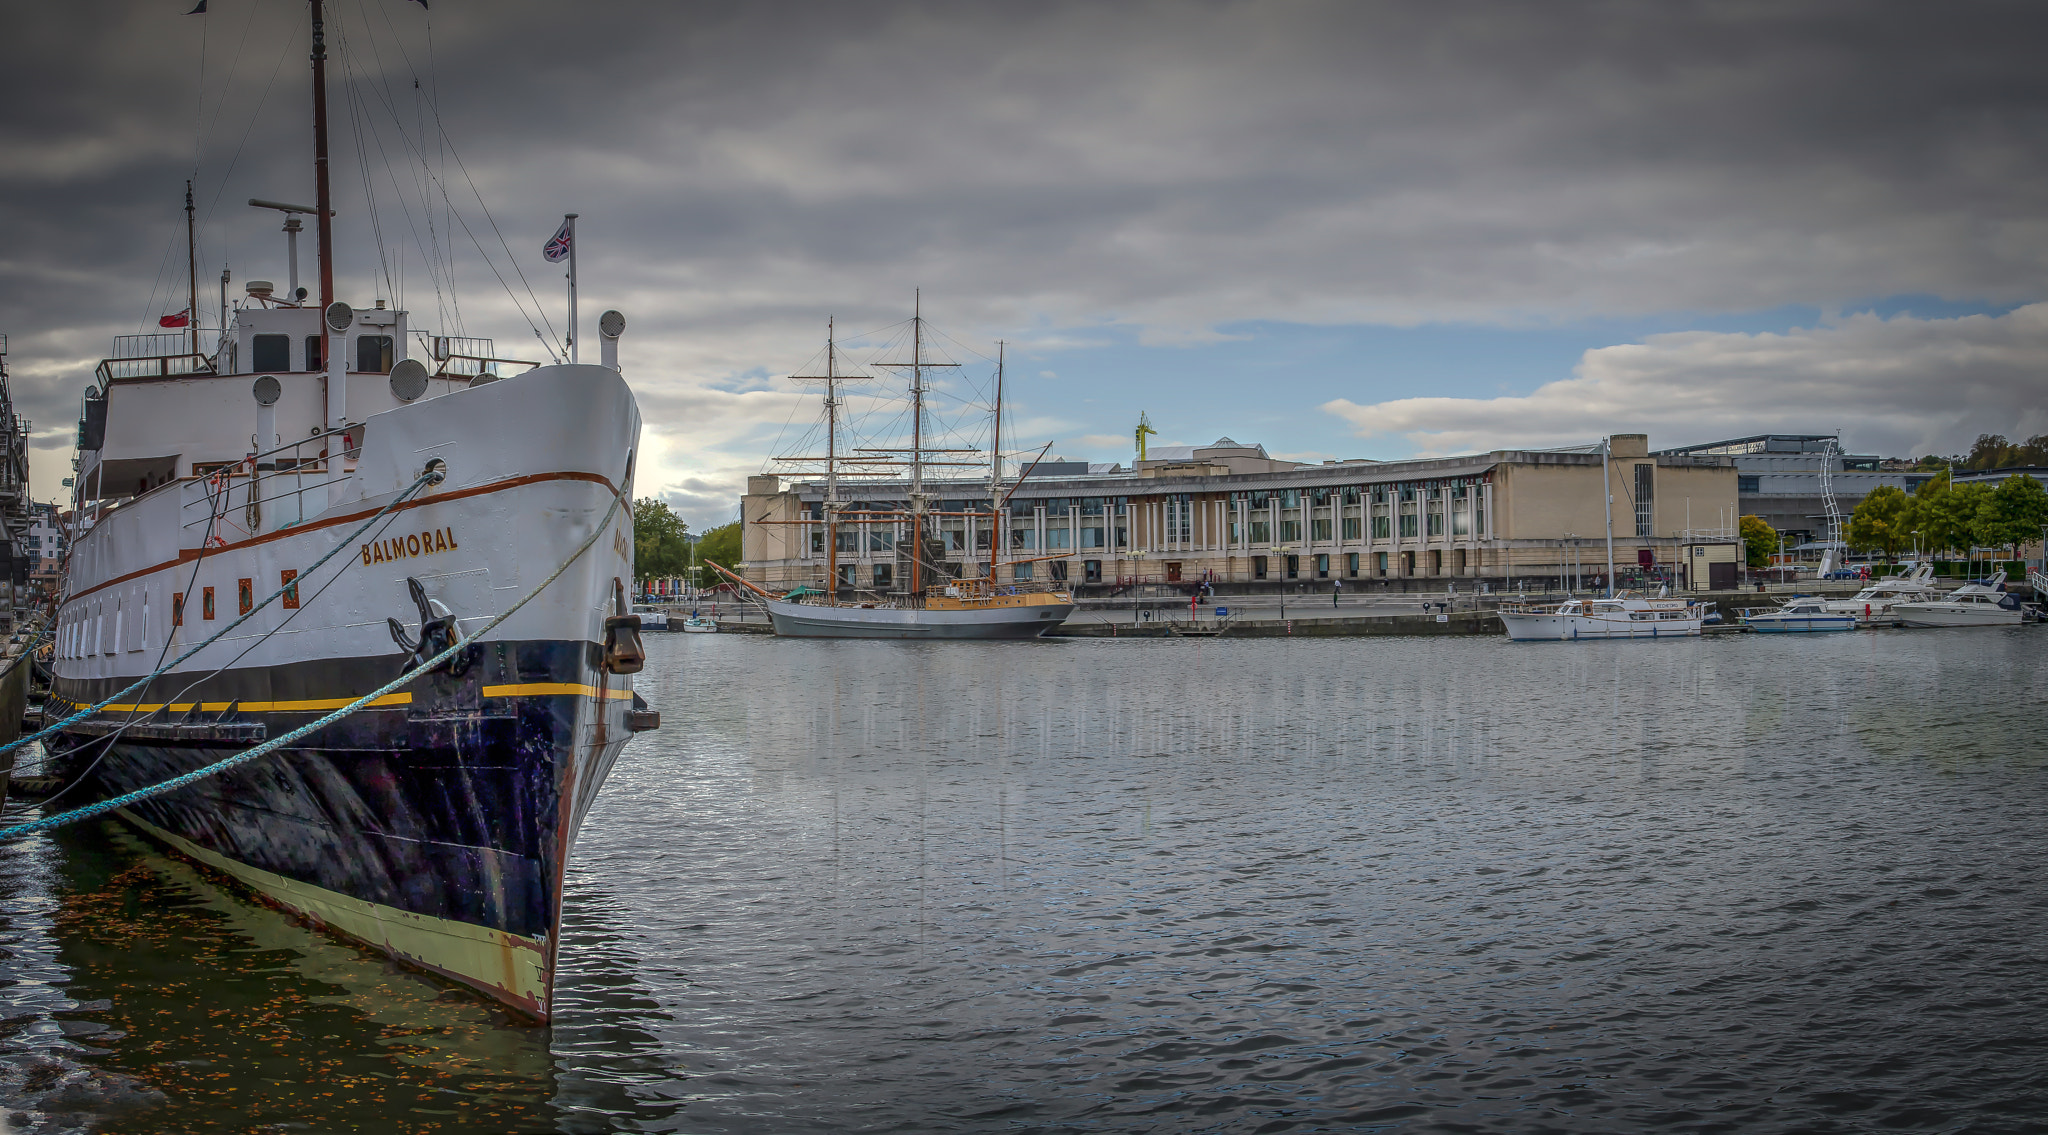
[44,3,654,1020]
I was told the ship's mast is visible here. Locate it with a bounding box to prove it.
[990,341,1003,576]
[909,291,925,596]
[826,318,838,595]
[311,0,334,316]
[790,319,866,600]
[184,181,198,358]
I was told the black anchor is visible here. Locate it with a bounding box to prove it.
[388,576,471,677]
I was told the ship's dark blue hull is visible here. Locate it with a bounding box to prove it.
[46,638,636,1018]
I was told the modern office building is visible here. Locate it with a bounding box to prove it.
[1654,434,1932,548]
[741,433,1740,593]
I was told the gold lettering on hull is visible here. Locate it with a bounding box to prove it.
[361,526,460,566]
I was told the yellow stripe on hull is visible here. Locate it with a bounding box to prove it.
[119,809,551,1018]
[50,683,632,716]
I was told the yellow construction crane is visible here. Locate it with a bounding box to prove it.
[1134,412,1157,463]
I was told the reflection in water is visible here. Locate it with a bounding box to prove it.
[0,628,2044,1132]
[0,819,677,1133]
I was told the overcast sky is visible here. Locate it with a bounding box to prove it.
[5,1,2046,528]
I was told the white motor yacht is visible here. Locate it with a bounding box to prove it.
[630,604,672,632]
[1740,598,1858,633]
[1891,572,2026,628]
[1821,564,1944,625]
[1499,593,1710,640]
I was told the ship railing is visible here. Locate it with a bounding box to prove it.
[96,351,219,385]
[176,425,362,540]
[433,352,540,379]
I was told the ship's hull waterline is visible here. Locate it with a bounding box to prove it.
[50,364,647,1019]
[765,596,1075,638]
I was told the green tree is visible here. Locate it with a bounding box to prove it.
[1905,470,1968,556]
[694,521,742,588]
[632,498,692,581]
[1846,484,1913,561]
[1739,514,1776,568]
[1976,473,2048,559]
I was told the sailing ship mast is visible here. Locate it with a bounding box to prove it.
[990,341,1003,577]
[910,292,926,596]
[789,318,866,600]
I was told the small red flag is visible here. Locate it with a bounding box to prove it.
[158,308,190,328]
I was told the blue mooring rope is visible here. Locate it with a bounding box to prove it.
[2,471,441,762]
[0,490,623,843]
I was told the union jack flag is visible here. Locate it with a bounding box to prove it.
[542,219,573,263]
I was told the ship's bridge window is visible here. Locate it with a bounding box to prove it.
[356,335,394,374]
[252,334,290,373]
[305,335,323,371]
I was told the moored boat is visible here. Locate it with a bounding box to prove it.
[1499,593,1710,640]
[43,3,656,1021]
[1740,598,1858,633]
[1819,563,1944,625]
[1891,572,2026,628]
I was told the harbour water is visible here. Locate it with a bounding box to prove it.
[3,630,2045,1132]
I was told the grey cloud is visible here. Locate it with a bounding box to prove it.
[7,1,2048,503]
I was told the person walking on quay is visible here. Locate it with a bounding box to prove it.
[1332,578,1342,608]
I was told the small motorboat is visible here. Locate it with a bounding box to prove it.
[680,615,719,633]
[1740,598,1858,633]
[1891,572,2026,628]
[1820,563,1944,625]
[1498,592,1711,640]
[631,604,672,632]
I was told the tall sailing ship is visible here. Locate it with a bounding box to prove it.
[44,2,655,1020]
[720,303,1075,638]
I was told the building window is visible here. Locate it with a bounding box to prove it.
[1401,550,1415,575]
[1427,510,1444,537]
[1080,526,1104,548]
[1252,555,1268,580]
[1342,517,1360,540]
[835,529,859,553]
[871,563,893,589]
[1050,560,1069,582]
[1013,562,1034,582]
[252,334,290,373]
[1011,528,1035,550]
[1634,463,1655,537]
[1346,552,1359,577]
[1279,520,1301,543]
[1279,490,1300,509]
[1452,508,1470,537]
[1342,486,1361,504]
[812,531,825,553]
[1249,520,1272,544]
[306,335,323,371]
[1738,475,1759,493]
[1375,551,1388,576]
[836,563,857,588]
[1045,528,1071,550]
[356,335,394,374]
[1081,497,1104,516]
[1084,560,1102,583]
[1311,518,1332,541]
[1399,512,1418,538]
[1114,526,1128,548]
[1285,554,1300,579]
[868,529,895,552]
[1372,515,1390,540]
[1429,549,1442,575]
[1315,553,1329,578]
